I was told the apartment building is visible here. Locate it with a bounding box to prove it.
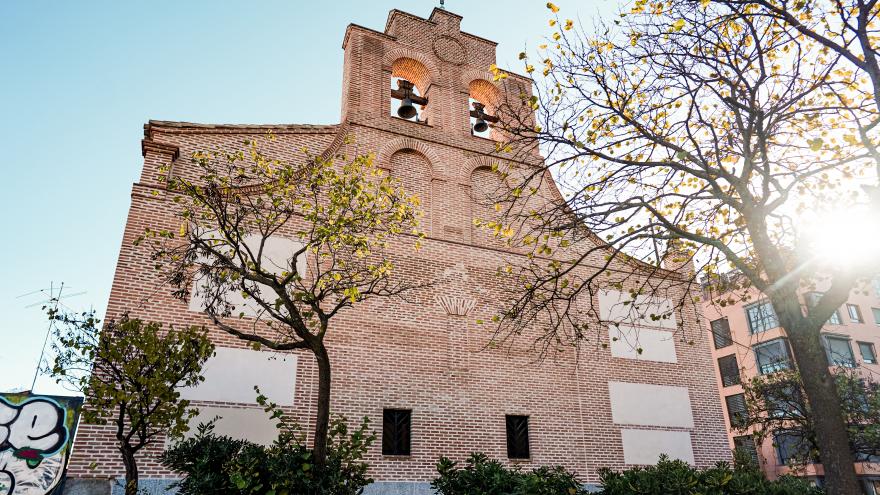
[705,278,880,492]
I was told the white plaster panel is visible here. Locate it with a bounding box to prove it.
[598,290,677,329]
[183,406,280,445]
[180,347,297,406]
[188,234,307,318]
[609,325,678,363]
[609,382,694,428]
[621,429,695,465]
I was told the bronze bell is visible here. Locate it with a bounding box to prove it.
[398,96,417,119]
[472,102,489,133]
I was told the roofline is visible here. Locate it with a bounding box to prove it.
[145,120,340,135]
[384,8,498,47]
[342,23,396,49]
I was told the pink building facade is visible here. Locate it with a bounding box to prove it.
[705,279,880,493]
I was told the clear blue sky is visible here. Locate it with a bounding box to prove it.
[0,1,615,393]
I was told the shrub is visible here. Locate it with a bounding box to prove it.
[160,415,374,495]
[597,455,824,495]
[431,453,589,495]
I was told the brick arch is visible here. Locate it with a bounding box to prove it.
[460,155,503,184]
[376,137,441,174]
[383,48,441,95]
[468,79,502,111]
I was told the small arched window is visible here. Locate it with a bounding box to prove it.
[390,58,431,123]
[468,80,501,139]
[391,77,426,122]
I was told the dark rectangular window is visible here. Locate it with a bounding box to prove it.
[745,302,779,334]
[774,430,812,465]
[824,335,856,367]
[733,435,759,465]
[763,383,803,418]
[382,409,411,456]
[718,354,740,387]
[858,342,877,365]
[754,338,792,375]
[873,308,880,325]
[505,415,530,459]
[847,304,863,323]
[725,393,748,428]
[711,318,733,349]
[806,292,842,325]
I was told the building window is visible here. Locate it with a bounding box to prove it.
[847,304,863,323]
[754,339,792,375]
[745,301,779,334]
[774,430,812,465]
[763,383,803,418]
[505,415,530,459]
[872,307,880,325]
[390,77,427,123]
[858,342,877,365]
[711,318,733,349]
[725,393,748,428]
[382,409,411,456]
[718,354,741,387]
[806,292,842,325]
[873,278,880,298]
[823,335,856,367]
[733,435,759,465]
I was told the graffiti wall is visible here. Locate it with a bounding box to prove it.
[0,393,82,495]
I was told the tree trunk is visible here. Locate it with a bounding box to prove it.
[775,298,861,495]
[312,341,332,469]
[119,446,139,495]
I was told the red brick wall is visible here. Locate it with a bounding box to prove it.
[67,7,731,485]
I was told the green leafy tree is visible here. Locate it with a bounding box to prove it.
[139,136,423,467]
[487,2,880,493]
[45,311,215,495]
[161,415,374,495]
[738,368,880,467]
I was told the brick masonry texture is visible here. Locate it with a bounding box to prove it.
[66,7,731,486]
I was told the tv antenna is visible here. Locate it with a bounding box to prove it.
[16,282,87,391]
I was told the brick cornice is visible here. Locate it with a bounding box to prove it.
[141,139,179,161]
[145,120,339,135]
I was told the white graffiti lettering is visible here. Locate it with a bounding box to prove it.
[0,397,70,495]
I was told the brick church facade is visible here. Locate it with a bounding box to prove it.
[66,7,731,494]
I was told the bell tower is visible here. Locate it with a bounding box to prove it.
[337,8,534,244]
[340,8,530,139]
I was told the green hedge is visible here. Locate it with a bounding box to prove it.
[597,455,823,495]
[160,416,373,495]
[431,453,589,495]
